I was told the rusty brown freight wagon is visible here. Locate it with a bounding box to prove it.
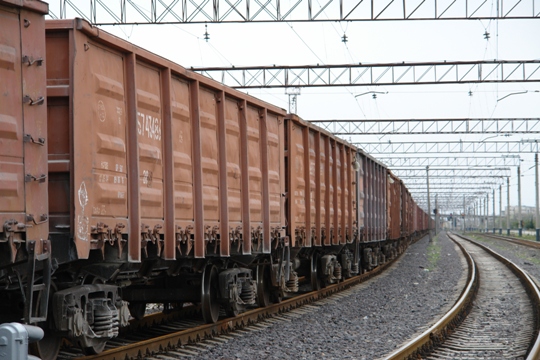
[285,115,361,288]
[0,9,433,358]
[401,183,414,238]
[387,171,401,241]
[0,0,51,324]
[0,11,294,355]
[46,19,286,263]
[47,19,292,332]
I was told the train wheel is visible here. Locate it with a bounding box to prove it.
[310,254,321,291]
[201,264,220,323]
[256,264,271,307]
[30,325,61,360]
[226,302,241,317]
[83,340,107,355]
[128,302,147,320]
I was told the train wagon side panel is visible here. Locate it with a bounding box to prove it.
[45,19,286,262]
[387,172,401,240]
[356,153,365,240]
[363,157,387,242]
[0,0,49,263]
[286,115,358,248]
[285,118,309,247]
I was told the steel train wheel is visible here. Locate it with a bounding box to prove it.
[256,264,271,307]
[30,325,62,360]
[83,340,107,355]
[201,264,220,323]
[310,254,321,291]
[128,302,147,320]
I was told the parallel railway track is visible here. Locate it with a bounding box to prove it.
[474,232,540,250]
[59,240,408,360]
[386,232,540,359]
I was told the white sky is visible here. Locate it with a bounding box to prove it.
[50,1,540,212]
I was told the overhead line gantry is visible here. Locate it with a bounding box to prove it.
[378,156,522,167]
[356,140,539,154]
[50,0,540,24]
[193,61,540,88]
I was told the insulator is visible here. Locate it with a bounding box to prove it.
[240,281,256,305]
[286,272,299,293]
[334,263,342,280]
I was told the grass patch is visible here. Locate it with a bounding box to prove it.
[427,235,442,271]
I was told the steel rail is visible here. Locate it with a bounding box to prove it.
[385,232,540,359]
[461,233,540,359]
[474,232,540,250]
[74,236,417,360]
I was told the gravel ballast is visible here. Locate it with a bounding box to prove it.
[191,232,466,360]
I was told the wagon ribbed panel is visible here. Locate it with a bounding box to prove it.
[170,78,194,222]
[224,98,242,224]
[266,112,282,228]
[247,106,263,224]
[0,9,24,218]
[1,1,49,260]
[45,18,286,260]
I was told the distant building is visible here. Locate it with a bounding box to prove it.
[502,205,536,217]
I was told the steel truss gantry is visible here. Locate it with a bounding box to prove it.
[403,178,503,185]
[416,196,484,211]
[194,61,540,89]
[392,167,511,178]
[314,118,540,135]
[356,140,539,154]
[49,0,540,23]
[410,190,493,195]
[378,156,521,167]
[407,185,495,190]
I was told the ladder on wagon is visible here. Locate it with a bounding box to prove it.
[23,239,52,324]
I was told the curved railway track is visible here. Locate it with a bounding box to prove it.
[386,232,540,360]
[56,238,411,360]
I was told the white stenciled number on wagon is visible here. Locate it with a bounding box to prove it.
[137,111,162,140]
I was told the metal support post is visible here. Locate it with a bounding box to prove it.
[492,188,496,233]
[485,193,489,233]
[426,166,431,238]
[473,202,476,231]
[499,184,503,235]
[518,165,522,236]
[435,194,439,235]
[507,177,510,236]
[534,153,540,241]
[463,195,466,232]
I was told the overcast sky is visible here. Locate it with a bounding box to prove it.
[50,1,540,212]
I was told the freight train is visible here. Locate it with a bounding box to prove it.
[0,1,432,358]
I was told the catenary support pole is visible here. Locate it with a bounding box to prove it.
[534,153,540,241]
[486,193,489,233]
[492,188,496,233]
[507,177,510,236]
[499,184,503,235]
[463,195,466,232]
[518,165,522,236]
[435,194,438,235]
[426,166,431,238]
